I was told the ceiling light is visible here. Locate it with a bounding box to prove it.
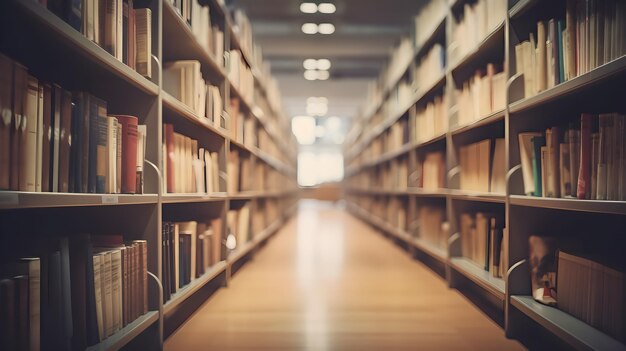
[316,59,331,70]
[304,69,318,80]
[315,125,326,138]
[303,59,317,70]
[318,3,336,14]
[292,116,316,144]
[317,70,330,80]
[318,23,335,34]
[301,23,318,34]
[300,2,318,13]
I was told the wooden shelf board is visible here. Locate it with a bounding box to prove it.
[412,237,448,263]
[0,192,158,210]
[510,296,625,351]
[10,0,158,96]
[449,21,505,75]
[163,261,228,315]
[448,190,506,203]
[162,1,226,79]
[85,311,159,351]
[509,195,626,215]
[449,257,505,300]
[509,55,626,114]
[162,91,229,140]
[450,109,505,137]
[161,193,228,204]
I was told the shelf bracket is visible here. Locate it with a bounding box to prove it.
[147,271,164,350]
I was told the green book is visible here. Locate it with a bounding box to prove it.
[531,135,546,197]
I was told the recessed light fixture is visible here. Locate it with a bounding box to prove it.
[304,69,318,80]
[303,59,317,70]
[318,23,335,35]
[301,23,318,34]
[316,59,331,70]
[317,70,330,80]
[303,59,331,70]
[300,2,318,13]
[318,3,336,14]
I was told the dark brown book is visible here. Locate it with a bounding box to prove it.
[210,218,222,266]
[58,89,73,192]
[0,54,13,190]
[11,62,28,190]
[133,240,147,315]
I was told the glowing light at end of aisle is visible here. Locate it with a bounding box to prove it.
[300,2,318,13]
[318,3,337,14]
[302,23,318,34]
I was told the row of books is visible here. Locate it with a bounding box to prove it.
[459,138,506,193]
[460,212,507,278]
[0,235,148,350]
[519,113,626,200]
[229,97,256,145]
[228,50,254,103]
[417,205,448,250]
[227,204,251,249]
[515,1,626,100]
[412,0,447,49]
[456,63,506,128]
[44,0,152,78]
[557,251,624,342]
[419,151,446,190]
[163,123,221,194]
[0,54,147,194]
[161,219,222,303]
[382,37,414,93]
[450,0,506,64]
[413,93,447,143]
[386,197,408,232]
[413,43,445,93]
[378,158,410,191]
[163,60,223,125]
[528,235,624,341]
[186,0,225,67]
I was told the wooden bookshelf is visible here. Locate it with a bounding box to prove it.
[0,0,298,349]
[344,0,626,348]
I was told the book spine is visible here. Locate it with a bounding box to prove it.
[113,115,138,194]
[20,75,39,192]
[0,54,14,189]
[11,64,27,191]
[58,90,72,192]
[51,85,62,192]
[577,113,593,199]
[96,101,108,194]
[135,8,152,78]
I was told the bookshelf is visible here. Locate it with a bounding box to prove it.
[0,0,298,350]
[344,0,626,349]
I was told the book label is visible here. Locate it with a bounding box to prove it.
[102,195,119,204]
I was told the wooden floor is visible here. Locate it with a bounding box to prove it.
[165,200,525,351]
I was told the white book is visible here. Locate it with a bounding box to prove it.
[21,75,39,192]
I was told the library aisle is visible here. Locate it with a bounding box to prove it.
[165,200,524,351]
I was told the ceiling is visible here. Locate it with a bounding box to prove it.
[229,0,426,121]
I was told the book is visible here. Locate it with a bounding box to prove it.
[531,136,546,197]
[519,132,542,195]
[20,75,39,192]
[490,138,506,194]
[136,124,146,194]
[135,8,152,78]
[112,115,138,194]
[12,63,27,191]
[577,113,593,199]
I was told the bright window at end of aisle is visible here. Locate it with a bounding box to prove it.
[297,151,344,187]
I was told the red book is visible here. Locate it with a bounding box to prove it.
[112,115,138,194]
[577,113,593,199]
[164,123,175,193]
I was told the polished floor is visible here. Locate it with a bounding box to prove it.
[164,200,525,351]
